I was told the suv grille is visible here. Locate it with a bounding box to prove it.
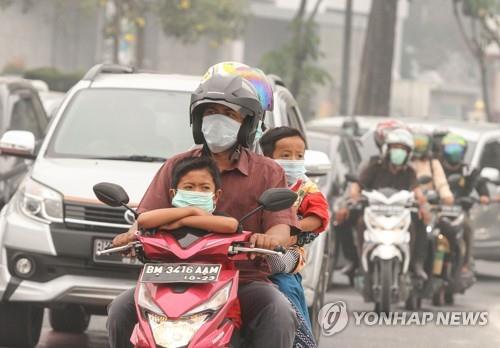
[64,202,132,231]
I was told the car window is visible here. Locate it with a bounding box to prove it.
[480,139,500,171]
[47,89,194,160]
[8,95,44,139]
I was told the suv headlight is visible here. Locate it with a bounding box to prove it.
[17,177,63,223]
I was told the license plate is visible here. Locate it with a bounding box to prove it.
[93,238,142,266]
[141,263,221,283]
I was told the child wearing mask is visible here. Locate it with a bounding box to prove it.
[137,156,239,233]
[259,126,330,332]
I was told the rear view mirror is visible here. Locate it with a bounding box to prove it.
[418,175,433,185]
[93,182,130,207]
[258,188,297,212]
[305,150,331,177]
[0,130,35,159]
[425,190,439,205]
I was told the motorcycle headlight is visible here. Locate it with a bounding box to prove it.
[148,312,210,348]
[16,177,63,223]
[144,282,231,348]
[137,282,164,316]
[184,281,232,316]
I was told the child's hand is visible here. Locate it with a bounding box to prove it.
[190,207,211,216]
[162,219,185,230]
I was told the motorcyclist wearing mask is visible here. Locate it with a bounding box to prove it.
[348,128,431,280]
[438,133,489,272]
[411,131,454,205]
[335,120,410,277]
[107,62,299,348]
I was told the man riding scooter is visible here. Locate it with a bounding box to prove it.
[339,128,431,280]
[437,133,490,274]
[335,120,410,279]
[107,62,299,348]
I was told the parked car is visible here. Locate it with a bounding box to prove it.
[0,64,330,347]
[0,77,49,209]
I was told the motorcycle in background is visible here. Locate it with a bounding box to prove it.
[351,187,417,313]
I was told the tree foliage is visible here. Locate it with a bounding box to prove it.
[80,0,248,65]
[260,0,331,119]
[157,0,247,45]
[453,0,500,121]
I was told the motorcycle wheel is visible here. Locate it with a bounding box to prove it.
[432,286,445,307]
[444,288,454,305]
[405,291,420,311]
[378,259,393,314]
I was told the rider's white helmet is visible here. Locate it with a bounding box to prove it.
[383,128,414,161]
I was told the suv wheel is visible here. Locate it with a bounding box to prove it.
[49,304,90,333]
[0,302,43,347]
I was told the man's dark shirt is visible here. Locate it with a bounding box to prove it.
[358,158,418,191]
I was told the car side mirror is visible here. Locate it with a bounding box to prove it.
[305,150,331,177]
[93,182,130,207]
[480,167,500,183]
[0,130,36,159]
[258,188,297,212]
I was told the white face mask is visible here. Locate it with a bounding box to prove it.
[202,114,241,153]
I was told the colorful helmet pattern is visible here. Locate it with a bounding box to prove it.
[441,133,467,164]
[201,61,274,113]
[413,133,432,158]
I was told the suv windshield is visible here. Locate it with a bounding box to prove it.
[46,89,194,161]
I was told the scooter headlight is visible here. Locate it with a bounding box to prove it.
[146,282,232,348]
[184,281,232,316]
[16,177,63,223]
[138,282,164,316]
[148,312,210,348]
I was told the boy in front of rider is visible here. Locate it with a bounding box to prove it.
[137,155,239,234]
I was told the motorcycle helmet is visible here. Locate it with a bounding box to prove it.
[413,132,432,159]
[383,128,415,165]
[190,62,274,148]
[374,119,408,151]
[431,127,449,157]
[441,133,468,165]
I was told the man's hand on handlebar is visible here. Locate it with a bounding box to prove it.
[248,234,281,260]
[480,195,490,205]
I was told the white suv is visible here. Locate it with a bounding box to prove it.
[0,64,329,347]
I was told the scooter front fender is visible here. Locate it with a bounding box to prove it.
[370,244,402,261]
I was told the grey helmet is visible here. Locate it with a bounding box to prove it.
[190,73,264,149]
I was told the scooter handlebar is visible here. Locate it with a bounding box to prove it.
[95,242,141,256]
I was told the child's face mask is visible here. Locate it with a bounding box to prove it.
[172,189,215,213]
[275,159,306,185]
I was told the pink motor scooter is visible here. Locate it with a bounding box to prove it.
[93,183,296,348]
